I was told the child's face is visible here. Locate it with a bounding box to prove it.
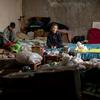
[9,26,15,31]
[51,25,58,33]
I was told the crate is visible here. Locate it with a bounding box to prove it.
[31,62,41,71]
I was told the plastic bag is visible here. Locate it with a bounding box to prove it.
[16,51,42,64]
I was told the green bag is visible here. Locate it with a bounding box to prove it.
[10,41,22,53]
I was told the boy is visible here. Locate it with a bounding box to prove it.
[47,23,63,48]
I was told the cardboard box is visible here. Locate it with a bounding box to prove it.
[32,46,44,56]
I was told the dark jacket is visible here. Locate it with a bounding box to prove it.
[47,31,63,48]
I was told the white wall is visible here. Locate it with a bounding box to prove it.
[0,0,22,32]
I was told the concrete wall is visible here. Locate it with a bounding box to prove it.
[0,0,22,32]
[23,0,100,37]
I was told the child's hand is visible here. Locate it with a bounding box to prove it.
[51,46,56,49]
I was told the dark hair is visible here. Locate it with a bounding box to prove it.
[50,22,58,29]
[10,22,15,28]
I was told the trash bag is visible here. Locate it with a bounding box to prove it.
[16,51,43,65]
[71,36,85,43]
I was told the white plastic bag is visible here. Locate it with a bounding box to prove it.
[16,51,42,64]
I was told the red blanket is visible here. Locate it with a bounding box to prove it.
[87,28,100,44]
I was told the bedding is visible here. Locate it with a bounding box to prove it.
[68,43,100,60]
